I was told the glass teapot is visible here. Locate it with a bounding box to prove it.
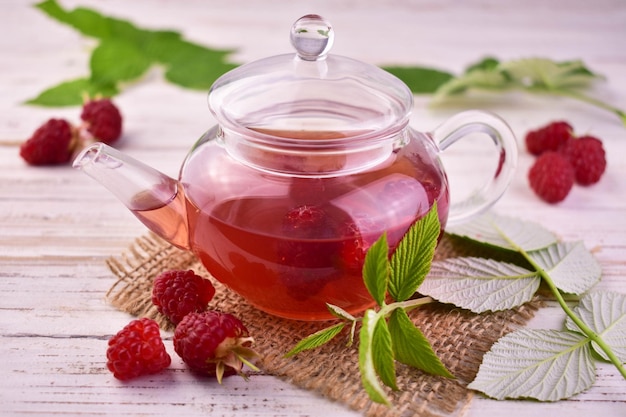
[74,15,517,321]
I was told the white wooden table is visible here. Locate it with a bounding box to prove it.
[1,1,625,416]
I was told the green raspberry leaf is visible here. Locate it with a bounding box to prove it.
[362,232,390,306]
[163,41,237,90]
[32,0,238,104]
[388,308,453,378]
[90,39,152,85]
[359,310,390,405]
[284,322,346,358]
[372,316,398,391]
[469,329,595,401]
[465,56,501,72]
[381,66,454,94]
[37,0,140,41]
[389,204,440,302]
[25,78,118,107]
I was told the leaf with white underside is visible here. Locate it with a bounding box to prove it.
[565,291,626,362]
[469,329,596,401]
[326,303,356,322]
[527,241,602,295]
[420,257,540,313]
[446,213,558,252]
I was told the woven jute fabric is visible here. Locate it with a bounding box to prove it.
[106,232,540,417]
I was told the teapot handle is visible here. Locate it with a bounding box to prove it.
[431,110,518,226]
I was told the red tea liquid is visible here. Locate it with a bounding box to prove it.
[133,130,449,320]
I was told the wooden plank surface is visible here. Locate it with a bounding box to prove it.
[1,1,625,416]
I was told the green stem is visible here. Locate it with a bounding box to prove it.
[371,296,435,325]
[521,249,626,380]
[548,88,626,127]
[388,296,435,314]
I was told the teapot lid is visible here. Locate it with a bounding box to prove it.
[208,15,413,140]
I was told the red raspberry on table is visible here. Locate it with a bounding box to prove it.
[19,118,76,165]
[151,269,216,325]
[528,151,575,203]
[560,135,606,185]
[525,121,573,156]
[173,311,259,382]
[80,98,123,145]
[106,318,171,381]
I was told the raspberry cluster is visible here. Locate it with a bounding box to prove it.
[106,269,258,382]
[19,98,122,166]
[525,121,607,203]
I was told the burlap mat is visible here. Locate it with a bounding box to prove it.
[106,232,540,417]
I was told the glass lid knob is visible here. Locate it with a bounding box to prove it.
[290,14,334,61]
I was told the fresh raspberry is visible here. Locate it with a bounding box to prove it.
[528,151,575,203]
[80,98,123,144]
[106,318,171,380]
[560,135,606,185]
[525,121,573,156]
[151,270,216,325]
[19,118,76,165]
[173,311,258,382]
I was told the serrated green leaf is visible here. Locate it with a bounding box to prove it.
[420,257,539,313]
[565,291,626,362]
[465,57,501,73]
[33,0,238,103]
[359,310,390,405]
[389,205,440,302]
[164,48,237,90]
[446,212,558,252]
[36,0,97,34]
[326,303,356,322]
[528,241,601,295]
[469,329,595,401]
[284,322,345,358]
[372,317,398,390]
[141,31,185,62]
[37,0,119,40]
[90,39,152,85]
[24,78,118,107]
[38,0,154,42]
[382,66,454,94]
[388,309,453,377]
[363,233,390,306]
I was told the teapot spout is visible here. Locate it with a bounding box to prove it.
[73,143,190,250]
